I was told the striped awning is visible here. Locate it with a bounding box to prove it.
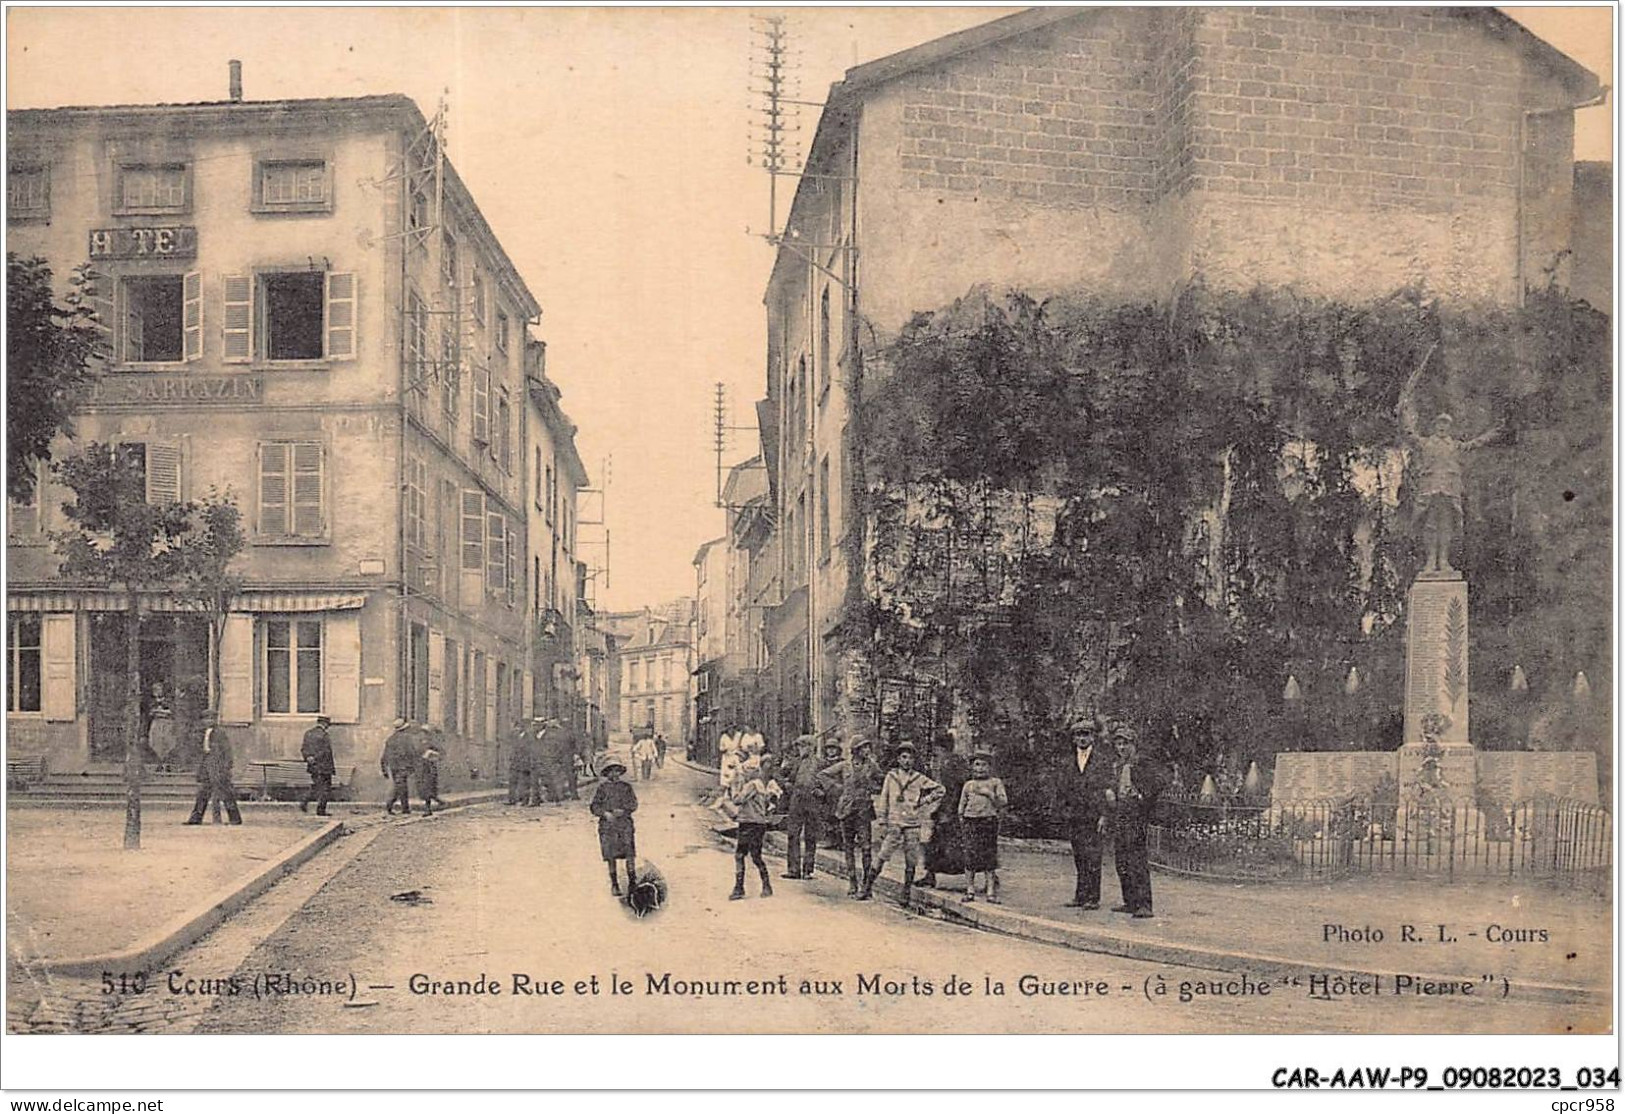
[7,591,368,613]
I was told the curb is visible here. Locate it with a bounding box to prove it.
[702,814,1602,1009]
[26,820,347,978]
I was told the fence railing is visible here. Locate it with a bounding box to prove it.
[1148,797,1612,883]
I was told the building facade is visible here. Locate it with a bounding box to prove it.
[7,91,551,789]
[760,7,1601,737]
[605,600,694,742]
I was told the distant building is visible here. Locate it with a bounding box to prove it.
[601,599,694,740]
[7,86,560,785]
[690,537,727,759]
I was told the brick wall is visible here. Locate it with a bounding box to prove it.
[894,9,1163,208]
[1188,8,1534,210]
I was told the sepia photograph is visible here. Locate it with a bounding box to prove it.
[1,0,1617,1083]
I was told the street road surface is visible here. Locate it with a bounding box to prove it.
[195,757,1594,1034]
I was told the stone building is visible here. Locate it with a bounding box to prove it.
[760,6,1603,736]
[602,599,695,742]
[6,88,554,788]
[690,536,727,757]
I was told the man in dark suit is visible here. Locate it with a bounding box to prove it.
[185,710,242,825]
[1108,721,1168,918]
[299,714,335,816]
[1059,716,1115,909]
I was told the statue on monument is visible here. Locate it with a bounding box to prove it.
[1398,345,1502,580]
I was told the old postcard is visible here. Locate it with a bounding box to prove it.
[3,2,1616,1081]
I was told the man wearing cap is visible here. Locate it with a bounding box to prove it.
[821,736,882,897]
[588,758,639,896]
[863,742,944,905]
[185,710,242,825]
[780,734,827,880]
[1107,722,1168,918]
[381,718,421,815]
[299,714,336,816]
[1060,716,1117,910]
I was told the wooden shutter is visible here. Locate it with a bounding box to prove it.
[40,614,76,722]
[428,629,445,727]
[218,613,253,724]
[325,272,356,360]
[291,442,325,536]
[323,612,361,723]
[472,368,490,444]
[461,489,484,603]
[506,519,517,608]
[259,443,289,535]
[87,270,116,342]
[183,271,203,361]
[485,656,497,742]
[486,511,505,595]
[145,441,183,504]
[222,274,253,363]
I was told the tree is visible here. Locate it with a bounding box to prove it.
[52,445,245,850]
[7,255,105,504]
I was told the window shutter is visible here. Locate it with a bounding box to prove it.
[87,270,116,342]
[472,368,490,444]
[486,512,506,595]
[325,272,356,360]
[41,614,76,722]
[323,612,361,723]
[183,271,203,361]
[222,274,252,363]
[124,281,143,362]
[428,629,445,727]
[505,520,517,608]
[292,442,325,536]
[218,613,253,724]
[145,442,183,504]
[461,489,485,604]
[259,443,290,536]
[485,656,497,742]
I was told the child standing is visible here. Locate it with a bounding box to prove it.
[589,760,639,896]
[958,750,1007,903]
[718,755,779,900]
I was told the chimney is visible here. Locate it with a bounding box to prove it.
[228,60,243,102]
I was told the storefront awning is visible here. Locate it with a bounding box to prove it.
[7,591,368,613]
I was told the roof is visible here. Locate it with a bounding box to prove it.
[767,6,1603,293]
[692,536,726,568]
[527,366,590,488]
[10,93,543,320]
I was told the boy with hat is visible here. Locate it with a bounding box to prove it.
[862,742,944,905]
[589,759,639,896]
[718,754,779,900]
[820,736,882,898]
[299,714,335,816]
[958,751,1008,903]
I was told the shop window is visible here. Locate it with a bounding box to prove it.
[265,618,322,715]
[254,158,330,213]
[8,614,42,713]
[116,162,190,215]
[8,166,49,221]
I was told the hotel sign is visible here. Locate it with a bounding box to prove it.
[88,226,197,260]
[91,374,263,405]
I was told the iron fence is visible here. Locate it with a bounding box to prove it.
[1149,797,1612,883]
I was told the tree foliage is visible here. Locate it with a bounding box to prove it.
[855,283,1611,832]
[7,254,105,504]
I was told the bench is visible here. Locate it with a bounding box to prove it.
[242,760,358,802]
[6,755,48,790]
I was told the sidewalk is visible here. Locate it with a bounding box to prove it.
[675,755,1609,999]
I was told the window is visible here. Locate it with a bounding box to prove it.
[545,465,555,524]
[506,519,518,608]
[534,448,544,511]
[265,618,322,714]
[116,162,189,215]
[461,490,485,572]
[406,456,427,550]
[441,227,459,290]
[819,455,831,556]
[255,158,330,213]
[223,271,354,363]
[444,637,460,733]
[8,614,41,713]
[9,466,42,537]
[116,273,200,364]
[408,622,430,722]
[472,368,491,445]
[496,390,513,472]
[534,556,542,615]
[819,287,832,395]
[8,166,49,220]
[408,186,430,240]
[405,289,428,416]
[495,311,510,355]
[117,441,183,505]
[259,441,324,538]
[662,656,672,689]
[629,660,641,692]
[471,267,487,328]
[486,511,506,595]
[440,317,461,416]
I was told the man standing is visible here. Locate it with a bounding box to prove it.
[299,714,335,816]
[1108,722,1168,919]
[185,710,242,826]
[780,735,826,880]
[818,738,876,896]
[1060,717,1115,910]
[381,718,419,816]
[862,742,944,906]
[632,733,659,781]
[541,717,576,801]
[506,718,536,806]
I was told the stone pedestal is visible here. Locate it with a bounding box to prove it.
[1403,577,1470,747]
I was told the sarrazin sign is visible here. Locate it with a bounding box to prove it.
[91,375,263,404]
